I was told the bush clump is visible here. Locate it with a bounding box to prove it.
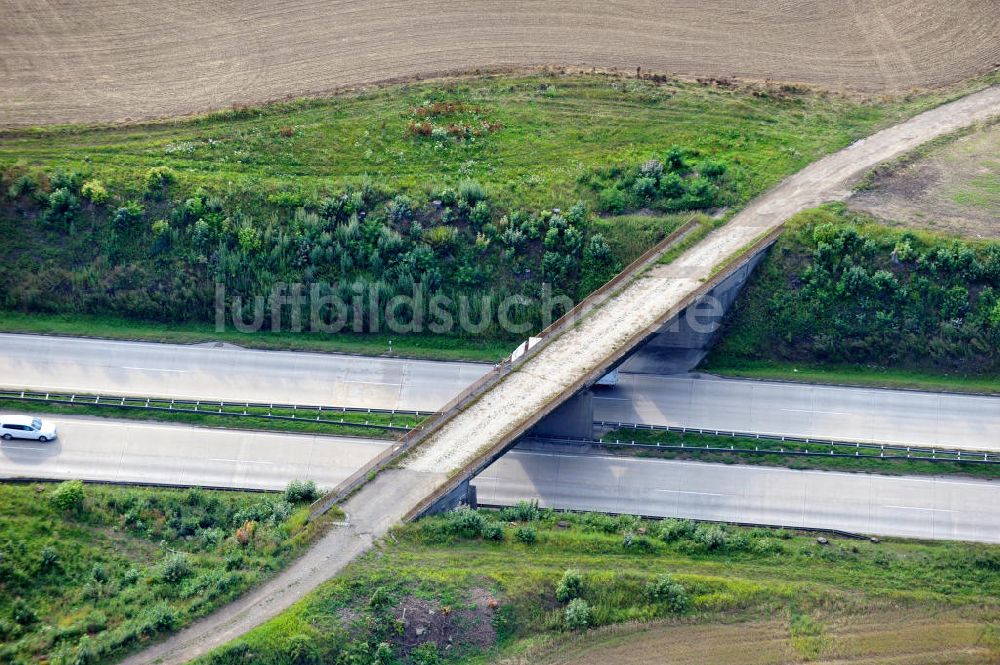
[284,479,318,503]
[564,598,591,630]
[144,166,177,194]
[46,188,80,226]
[160,554,192,584]
[49,480,85,513]
[555,569,584,602]
[515,526,537,544]
[644,574,690,612]
[81,179,109,204]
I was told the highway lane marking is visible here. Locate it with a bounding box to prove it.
[779,408,848,415]
[655,489,730,497]
[883,505,959,513]
[208,458,275,465]
[121,366,189,373]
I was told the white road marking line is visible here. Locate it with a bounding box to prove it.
[5,446,48,452]
[208,458,275,465]
[593,396,631,401]
[779,408,848,415]
[883,505,958,513]
[655,489,730,497]
[340,380,402,387]
[121,366,189,373]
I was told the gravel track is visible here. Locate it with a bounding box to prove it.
[2,0,999,125]
[117,85,1000,665]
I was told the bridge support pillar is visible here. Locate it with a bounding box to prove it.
[620,250,768,374]
[531,389,594,439]
[420,479,478,516]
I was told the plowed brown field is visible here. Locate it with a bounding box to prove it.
[1,0,998,126]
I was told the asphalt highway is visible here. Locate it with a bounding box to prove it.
[473,450,1000,544]
[600,373,1000,450]
[2,334,999,449]
[0,415,387,490]
[0,333,486,411]
[2,416,998,543]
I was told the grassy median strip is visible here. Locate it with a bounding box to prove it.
[0,396,424,439]
[598,427,1000,480]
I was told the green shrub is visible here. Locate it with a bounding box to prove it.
[469,200,492,227]
[411,641,441,665]
[500,499,541,522]
[458,179,487,204]
[46,187,80,226]
[700,160,728,178]
[632,176,658,200]
[80,179,109,204]
[448,506,487,538]
[481,521,505,541]
[284,633,321,665]
[386,194,415,222]
[598,187,627,214]
[151,219,170,237]
[555,569,583,602]
[423,225,457,251]
[644,574,690,612]
[658,172,685,199]
[73,635,97,665]
[12,598,38,626]
[39,546,59,571]
[49,480,85,513]
[694,525,728,551]
[285,479,318,503]
[112,201,144,232]
[515,526,537,544]
[7,173,36,199]
[659,518,696,542]
[142,603,176,634]
[91,563,109,583]
[664,146,688,171]
[122,568,140,586]
[564,598,591,630]
[161,554,192,584]
[144,166,177,194]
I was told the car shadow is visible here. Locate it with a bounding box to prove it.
[0,437,62,465]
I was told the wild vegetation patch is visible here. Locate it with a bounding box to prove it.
[705,204,1000,379]
[0,480,332,664]
[195,503,1000,664]
[0,75,940,353]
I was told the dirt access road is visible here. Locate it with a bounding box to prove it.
[2,0,999,126]
[119,84,1000,665]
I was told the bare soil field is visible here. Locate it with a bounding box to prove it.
[2,0,999,126]
[529,611,997,665]
[850,122,1000,238]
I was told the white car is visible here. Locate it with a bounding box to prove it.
[0,415,58,442]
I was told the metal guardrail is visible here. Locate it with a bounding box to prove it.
[0,390,422,432]
[532,430,1000,464]
[596,421,1000,461]
[308,218,705,519]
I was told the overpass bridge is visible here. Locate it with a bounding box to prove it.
[121,86,1000,665]
[304,84,1000,524]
